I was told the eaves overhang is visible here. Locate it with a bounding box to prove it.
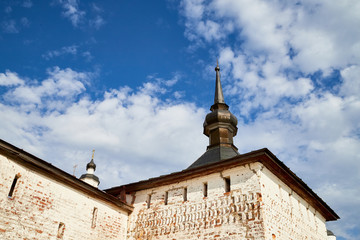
[106,148,339,221]
[0,139,133,214]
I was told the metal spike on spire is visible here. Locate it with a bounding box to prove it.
[214,60,225,104]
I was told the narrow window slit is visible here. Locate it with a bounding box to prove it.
[147,194,151,209]
[57,222,65,239]
[8,174,20,198]
[164,191,168,205]
[91,207,98,228]
[225,177,231,193]
[203,183,208,197]
[183,187,187,202]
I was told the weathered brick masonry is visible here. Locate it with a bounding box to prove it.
[126,163,264,240]
[110,160,333,240]
[260,167,328,239]
[0,142,132,240]
[0,146,338,240]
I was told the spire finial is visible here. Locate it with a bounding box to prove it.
[214,60,224,104]
[91,149,95,160]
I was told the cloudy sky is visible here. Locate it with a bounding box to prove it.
[1,0,359,239]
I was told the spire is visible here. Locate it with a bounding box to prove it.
[80,149,100,188]
[187,61,239,169]
[214,59,225,104]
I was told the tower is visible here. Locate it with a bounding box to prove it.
[188,62,239,169]
[105,62,339,240]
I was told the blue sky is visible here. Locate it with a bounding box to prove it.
[1,0,360,239]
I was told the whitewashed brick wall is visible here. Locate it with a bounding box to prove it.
[0,155,128,240]
[0,151,333,240]
[127,163,265,239]
[127,162,329,240]
[260,167,328,240]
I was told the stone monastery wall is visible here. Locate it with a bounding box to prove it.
[127,162,329,240]
[260,167,328,240]
[0,154,128,240]
[127,162,265,240]
[0,150,332,240]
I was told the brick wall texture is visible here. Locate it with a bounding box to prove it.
[1,153,330,240]
[126,162,328,240]
[0,155,128,240]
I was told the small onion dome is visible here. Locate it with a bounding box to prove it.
[86,159,96,171]
[327,230,335,236]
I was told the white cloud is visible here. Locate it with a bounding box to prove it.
[214,0,293,55]
[144,73,181,94]
[180,0,204,20]
[174,91,185,99]
[58,0,85,27]
[293,94,348,141]
[42,45,78,60]
[89,15,105,30]
[56,0,106,29]
[91,3,102,13]
[340,65,360,97]
[43,45,94,61]
[180,0,233,47]
[82,51,93,61]
[1,17,30,34]
[1,19,18,33]
[291,1,360,74]
[0,70,24,86]
[164,73,181,87]
[4,67,87,110]
[218,47,313,114]
[0,68,206,188]
[181,0,360,74]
